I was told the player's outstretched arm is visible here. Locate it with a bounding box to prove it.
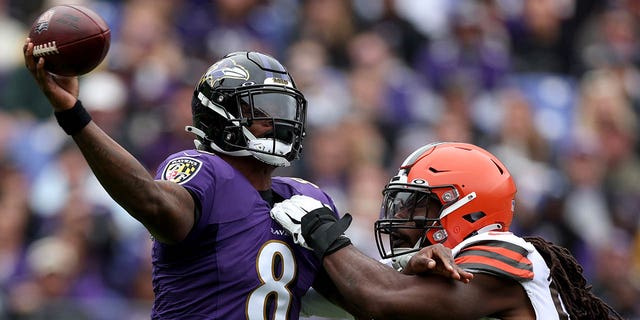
[23,38,195,244]
[323,245,526,319]
[271,195,470,282]
[271,196,503,318]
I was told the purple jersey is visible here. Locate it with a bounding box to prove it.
[151,150,337,319]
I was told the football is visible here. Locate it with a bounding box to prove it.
[28,4,111,76]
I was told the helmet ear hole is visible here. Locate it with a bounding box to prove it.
[463,211,486,223]
[221,126,245,148]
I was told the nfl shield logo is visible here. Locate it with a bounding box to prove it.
[34,9,55,34]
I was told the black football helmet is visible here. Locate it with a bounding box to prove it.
[187,51,307,167]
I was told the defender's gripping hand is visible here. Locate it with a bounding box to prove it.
[400,244,473,283]
[271,195,352,259]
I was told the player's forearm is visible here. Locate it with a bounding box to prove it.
[322,246,407,319]
[324,246,476,320]
[72,121,194,243]
[71,121,161,218]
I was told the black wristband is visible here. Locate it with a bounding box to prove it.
[54,100,92,135]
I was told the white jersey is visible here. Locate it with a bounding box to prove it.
[452,231,570,319]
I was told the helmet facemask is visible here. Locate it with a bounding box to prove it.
[375,185,457,260]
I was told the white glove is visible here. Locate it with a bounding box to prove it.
[270,195,329,250]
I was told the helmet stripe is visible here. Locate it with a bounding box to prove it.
[255,53,275,79]
[440,192,476,218]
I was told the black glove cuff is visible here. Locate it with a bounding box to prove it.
[301,208,352,259]
[54,100,92,135]
[324,235,351,256]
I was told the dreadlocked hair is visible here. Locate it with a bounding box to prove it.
[523,236,624,320]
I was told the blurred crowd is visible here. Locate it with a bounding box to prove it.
[0,0,639,319]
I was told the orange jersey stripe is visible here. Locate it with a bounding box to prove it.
[455,240,534,281]
[464,244,528,262]
[455,254,534,280]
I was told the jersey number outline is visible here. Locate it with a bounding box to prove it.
[246,241,297,320]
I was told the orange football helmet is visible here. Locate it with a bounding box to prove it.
[375,142,517,259]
